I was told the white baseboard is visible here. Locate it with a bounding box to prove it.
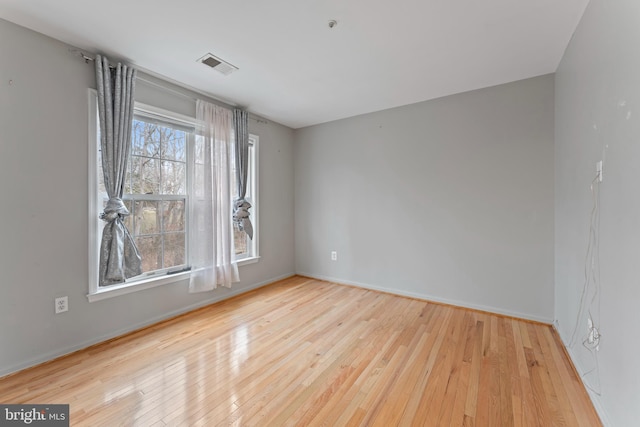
[0,272,295,379]
[297,272,553,324]
[553,325,611,427]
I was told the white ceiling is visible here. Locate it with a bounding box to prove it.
[0,0,589,129]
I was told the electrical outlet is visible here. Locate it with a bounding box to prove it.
[55,296,68,314]
[331,251,337,261]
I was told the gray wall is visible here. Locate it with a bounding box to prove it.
[294,75,555,322]
[0,18,295,376]
[555,0,640,425]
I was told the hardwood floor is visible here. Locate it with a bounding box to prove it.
[0,276,601,426]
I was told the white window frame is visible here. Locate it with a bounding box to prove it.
[87,90,259,302]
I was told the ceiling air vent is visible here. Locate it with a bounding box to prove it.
[197,53,238,76]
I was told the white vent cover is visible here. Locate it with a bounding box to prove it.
[197,53,238,76]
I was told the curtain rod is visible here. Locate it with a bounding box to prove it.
[68,48,269,124]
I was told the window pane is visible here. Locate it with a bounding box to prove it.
[135,235,162,272]
[234,224,247,255]
[163,200,185,232]
[163,232,185,268]
[134,201,160,235]
[130,156,160,194]
[161,128,186,162]
[132,121,160,158]
[161,160,186,195]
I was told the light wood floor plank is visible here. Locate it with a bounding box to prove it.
[0,276,601,426]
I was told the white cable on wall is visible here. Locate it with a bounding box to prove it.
[568,171,602,396]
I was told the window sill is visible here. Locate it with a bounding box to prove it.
[87,257,260,302]
[236,256,260,267]
[87,271,191,302]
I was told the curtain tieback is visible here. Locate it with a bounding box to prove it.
[100,197,130,222]
[233,198,253,239]
[233,198,252,222]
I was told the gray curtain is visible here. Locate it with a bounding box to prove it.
[96,54,142,286]
[233,109,253,239]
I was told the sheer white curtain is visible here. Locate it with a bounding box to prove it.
[188,100,239,292]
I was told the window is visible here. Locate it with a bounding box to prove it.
[88,91,259,301]
[232,135,258,261]
[122,116,190,275]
